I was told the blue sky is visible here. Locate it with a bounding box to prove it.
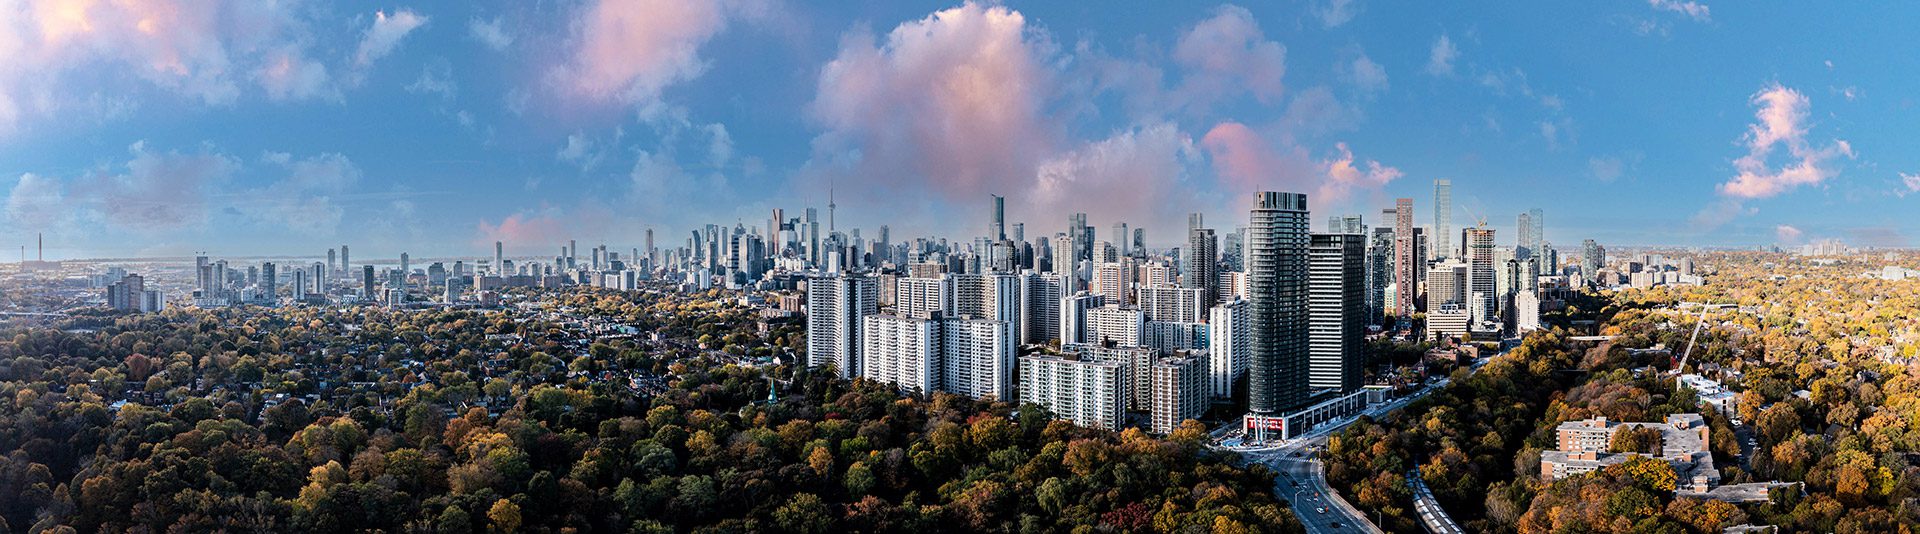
[2,0,1914,259]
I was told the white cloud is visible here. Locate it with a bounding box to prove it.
[0,0,341,134]
[551,0,732,112]
[1717,84,1853,199]
[1590,156,1625,182]
[468,16,514,51]
[1171,5,1288,110]
[1648,0,1711,22]
[1314,0,1360,28]
[806,2,1058,205]
[356,9,429,66]
[1900,172,1920,197]
[1344,53,1388,94]
[1033,122,1200,232]
[1426,35,1458,76]
[1774,224,1804,244]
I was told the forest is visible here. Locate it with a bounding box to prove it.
[1324,251,1920,533]
[0,289,1297,532]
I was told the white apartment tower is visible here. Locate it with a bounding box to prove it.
[806,274,878,378]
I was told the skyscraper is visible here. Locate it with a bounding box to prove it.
[261,262,277,301]
[1516,211,1536,261]
[1465,227,1497,324]
[1185,218,1218,309]
[340,245,350,275]
[327,248,337,275]
[1581,239,1605,279]
[1113,222,1129,256]
[1433,179,1453,260]
[1247,191,1311,417]
[1393,198,1416,318]
[362,265,375,298]
[1528,207,1545,268]
[494,241,505,274]
[1308,233,1365,392]
[990,194,1006,241]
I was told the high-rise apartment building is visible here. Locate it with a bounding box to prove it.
[1247,191,1311,416]
[1393,198,1417,318]
[1023,272,1067,344]
[1149,353,1209,435]
[806,274,878,378]
[894,275,952,320]
[1208,299,1249,399]
[1136,285,1206,323]
[941,317,1016,400]
[1308,233,1365,392]
[1019,353,1127,431]
[1093,260,1134,305]
[1085,305,1145,347]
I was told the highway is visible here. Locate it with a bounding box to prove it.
[1219,350,1495,533]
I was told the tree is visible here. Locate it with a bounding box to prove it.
[772,493,831,533]
[487,499,520,533]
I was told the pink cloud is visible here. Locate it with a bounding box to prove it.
[1199,122,1294,194]
[475,212,569,249]
[1717,84,1853,199]
[1033,122,1200,235]
[0,0,341,133]
[1318,142,1402,204]
[806,2,1057,202]
[1171,5,1287,111]
[553,0,730,108]
[1774,224,1803,244]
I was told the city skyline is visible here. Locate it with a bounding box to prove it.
[5,1,1915,259]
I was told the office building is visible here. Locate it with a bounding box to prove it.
[1308,233,1365,392]
[1465,227,1497,324]
[806,274,878,378]
[1433,179,1452,260]
[1247,191,1311,415]
[1426,261,1469,310]
[1185,222,1218,310]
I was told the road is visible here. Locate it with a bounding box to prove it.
[1220,351,1494,533]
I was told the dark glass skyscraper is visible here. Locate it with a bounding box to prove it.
[1247,191,1310,415]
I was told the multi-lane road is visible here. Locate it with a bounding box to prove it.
[1221,351,1494,533]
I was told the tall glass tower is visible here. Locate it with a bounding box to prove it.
[1247,191,1311,415]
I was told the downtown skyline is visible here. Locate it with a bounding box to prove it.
[4,1,1916,259]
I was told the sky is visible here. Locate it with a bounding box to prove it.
[2,0,1916,260]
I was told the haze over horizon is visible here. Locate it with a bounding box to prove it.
[3,1,1915,259]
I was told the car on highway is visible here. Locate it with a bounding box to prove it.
[1316,507,1327,514]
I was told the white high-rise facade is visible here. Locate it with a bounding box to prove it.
[1209,299,1249,399]
[895,275,953,320]
[1307,233,1366,392]
[1019,354,1126,431]
[1086,305,1145,347]
[861,315,938,394]
[1136,285,1206,323]
[806,274,878,378]
[1150,353,1210,435]
[941,317,1016,400]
